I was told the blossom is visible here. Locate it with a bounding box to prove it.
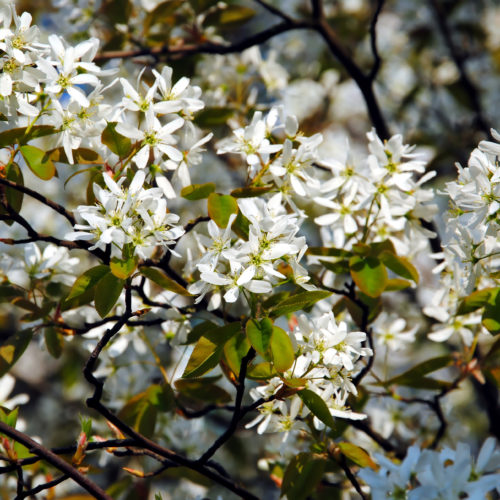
[116,108,184,169]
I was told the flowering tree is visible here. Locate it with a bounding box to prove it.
[0,0,500,498]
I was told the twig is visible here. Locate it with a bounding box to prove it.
[254,0,295,23]
[0,422,113,500]
[197,347,256,464]
[16,474,68,500]
[368,0,386,81]
[429,0,491,138]
[0,177,76,226]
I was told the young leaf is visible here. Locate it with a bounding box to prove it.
[0,125,55,148]
[482,288,500,334]
[224,332,251,376]
[349,256,387,298]
[246,362,276,380]
[270,326,294,372]
[139,266,191,296]
[298,389,336,429]
[269,290,332,318]
[207,193,238,228]
[381,355,454,390]
[66,265,110,302]
[194,107,234,128]
[281,452,326,500]
[337,442,378,469]
[44,327,64,359]
[183,322,241,378]
[94,271,125,318]
[180,182,215,200]
[175,378,231,404]
[20,145,56,180]
[245,318,273,359]
[457,288,495,315]
[0,328,33,377]
[101,122,132,157]
[110,256,137,280]
[379,251,419,283]
[230,186,273,198]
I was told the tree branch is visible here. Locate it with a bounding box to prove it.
[0,422,113,500]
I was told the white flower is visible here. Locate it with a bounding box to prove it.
[116,107,184,169]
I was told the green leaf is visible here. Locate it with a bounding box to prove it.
[246,362,276,380]
[245,318,273,359]
[230,186,273,198]
[307,247,352,258]
[49,147,102,165]
[232,210,250,240]
[457,288,495,315]
[270,326,294,372]
[269,290,332,318]
[194,107,234,128]
[101,0,132,26]
[65,265,110,302]
[6,162,23,213]
[385,278,412,291]
[94,272,125,318]
[184,321,218,345]
[145,384,175,412]
[144,0,184,32]
[298,389,336,428]
[205,5,255,25]
[175,378,231,404]
[482,288,500,334]
[0,328,33,377]
[379,251,419,283]
[139,266,191,296]
[183,322,241,378]
[349,256,387,298]
[101,122,132,157]
[180,182,215,201]
[337,442,377,469]
[0,125,56,148]
[207,193,239,228]
[110,256,137,279]
[281,452,326,500]
[0,407,18,428]
[223,332,251,376]
[381,355,454,390]
[20,145,56,180]
[44,327,64,359]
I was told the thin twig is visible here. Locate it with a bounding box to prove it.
[0,422,113,500]
[368,0,386,81]
[197,347,256,464]
[0,177,76,226]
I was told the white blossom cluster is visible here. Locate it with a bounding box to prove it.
[424,129,500,345]
[188,193,312,309]
[359,438,500,499]
[66,170,184,258]
[314,131,438,257]
[246,312,371,437]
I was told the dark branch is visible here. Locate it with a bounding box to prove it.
[0,177,76,226]
[0,422,113,500]
[368,0,386,81]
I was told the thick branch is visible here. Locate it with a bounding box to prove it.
[429,0,491,138]
[0,422,112,500]
[0,177,76,226]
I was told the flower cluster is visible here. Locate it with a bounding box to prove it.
[246,312,371,437]
[314,131,437,256]
[188,193,311,309]
[423,129,500,345]
[67,170,184,258]
[359,438,500,499]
